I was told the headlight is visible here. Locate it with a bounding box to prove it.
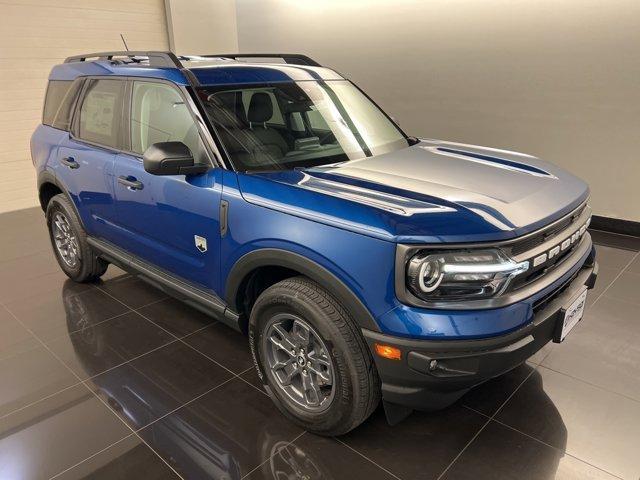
[406,249,529,301]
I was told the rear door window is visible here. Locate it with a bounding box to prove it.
[77,79,125,149]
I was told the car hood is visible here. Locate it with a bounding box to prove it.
[237,139,589,243]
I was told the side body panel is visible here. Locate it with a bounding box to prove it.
[111,155,224,291]
[54,139,116,239]
[31,124,66,191]
[31,124,117,239]
[220,171,397,325]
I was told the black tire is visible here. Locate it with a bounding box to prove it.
[46,194,108,283]
[249,276,380,436]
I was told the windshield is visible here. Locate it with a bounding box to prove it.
[197,80,410,172]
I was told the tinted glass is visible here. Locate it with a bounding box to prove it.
[43,81,72,126]
[130,82,206,162]
[51,79,83,131]
[78,79,124,148]
[198,80,408,172]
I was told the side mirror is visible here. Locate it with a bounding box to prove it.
[143,142,209,176]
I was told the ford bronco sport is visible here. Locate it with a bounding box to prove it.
[32,51,597,435]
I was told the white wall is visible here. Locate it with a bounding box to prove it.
[165,0,237,54]
[0,0,169,213]
[235,0,640,222]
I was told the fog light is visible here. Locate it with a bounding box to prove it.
[375,343,402,360]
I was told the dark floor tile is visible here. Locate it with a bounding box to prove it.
[0,233,49,264]
[0,205,42,222]
[52,434,180,480]
[0,250,59,282]
[590,230,640,251]
[47,311,175,380]
[542,297,640,401]
[602,271,640,305]
[136,297,216,338]
[97,276,167,310]
[0,207,45,236]
[341,405,486,480]
[0,209,51,263]
[87,341,232,430]
[183,321,253,373]
[527,341,556,365]
[138,378,302,480]
[245,432,397,480]
[497,367,640,479]
[0,249,92,303]
[0,267,92,305]
[0,306,40,361]
[586,266,619,307]
[627,254,640,274]
[441,420,618,480]
[0,383,131,480]
[6,282,130,343]
[0,343,78,417]
[593,244,637,270]
[240,367,266,393]
[460,363,535,416]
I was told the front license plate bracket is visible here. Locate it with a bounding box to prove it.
[553,286,588,343]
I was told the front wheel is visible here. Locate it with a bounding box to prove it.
[249,276,380,436]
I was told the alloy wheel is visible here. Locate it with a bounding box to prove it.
[263,313,335,412]
[52,212,80,268]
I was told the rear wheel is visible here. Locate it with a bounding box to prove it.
[46,194,108,282]
[250,276,380,436]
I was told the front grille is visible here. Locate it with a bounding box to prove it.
[511,236,583,290]
[532,269,580,313]
[502,202,591,297]
[510,204,586,256]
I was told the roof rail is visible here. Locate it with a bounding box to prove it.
[64,51,183,68]
[64,51,321,68]
[199,53,321,67]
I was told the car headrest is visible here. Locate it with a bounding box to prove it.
[206,95,244,129]
[247,92,273,124]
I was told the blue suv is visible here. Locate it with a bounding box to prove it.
[32,51,598,435]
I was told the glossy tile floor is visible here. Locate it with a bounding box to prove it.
[1,207,639,480]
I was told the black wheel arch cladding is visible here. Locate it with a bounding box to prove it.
[225,248,381,332]
[38,171,87,231]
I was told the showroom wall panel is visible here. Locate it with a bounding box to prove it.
[164,0,238,54]
[235,0,640,222]
[0,0,169,213]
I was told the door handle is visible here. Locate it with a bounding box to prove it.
[60,157,79,169]
[117,176,144,190]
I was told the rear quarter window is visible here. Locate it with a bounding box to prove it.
[43,81,72,126]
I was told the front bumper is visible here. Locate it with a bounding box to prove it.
[362,252,598,412]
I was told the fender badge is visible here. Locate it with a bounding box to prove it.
[194,235,207,253]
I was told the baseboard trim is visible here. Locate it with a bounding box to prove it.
[590,215,640,238]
